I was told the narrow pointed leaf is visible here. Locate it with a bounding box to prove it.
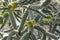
[6,31,17,40]
[18,9,29,35]
[2,36,8,40]
[30,33,37,40]
[9,11,17,29]
[0,18,7,30]
[42,0,51,7]
[20,32,30,40]
[34,26,59,39]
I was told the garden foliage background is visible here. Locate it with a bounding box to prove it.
[0,0,60,40]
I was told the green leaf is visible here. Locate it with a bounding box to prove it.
[41,34,46,40]
[2,36,8,40]
[34,15,41,22]
[18,9,29,35]
[6,37,12,40]
[0,18,7,30]
[15,17,21,22]
[9,11,17,29]
[51,24,57,33]
[21,27,28,36]
[42,0,51,7]
[14,12,22,19]
[32,8,47,17]
[42,8,51,14]
[56,29,60,33]
[0,8,8,10]
[22,6,47,17]
[0,33,3,38]
[49,4,57,13]
[47,5,52,10]
[6,31,17,40]
[30,33,37,40]
[19,0,40,5]
[20,32,30,40]
[34,26,58,39]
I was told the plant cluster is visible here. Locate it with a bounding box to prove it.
[0,0,60,40]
